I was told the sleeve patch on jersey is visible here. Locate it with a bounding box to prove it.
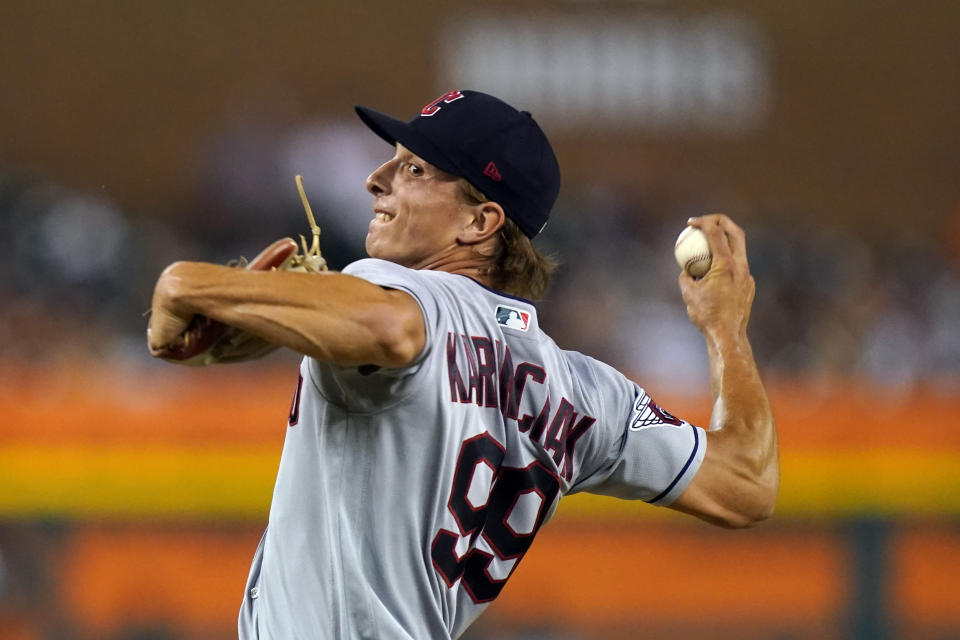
[629,392,684,431]
[495,305,530,331]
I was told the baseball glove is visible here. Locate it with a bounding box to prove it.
[151,175,328,367]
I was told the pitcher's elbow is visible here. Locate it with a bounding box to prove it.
[748,499,776,527]
[744,479,779,527]
[722,476,779,529]
[741,440,779,525]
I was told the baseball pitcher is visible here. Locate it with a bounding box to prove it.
[148,90,778,639]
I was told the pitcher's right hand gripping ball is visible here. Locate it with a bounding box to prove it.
[148,176,328,367]
[677,214,755,336]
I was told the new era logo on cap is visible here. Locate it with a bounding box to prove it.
[496,305,530,331]
[483,161,502,182]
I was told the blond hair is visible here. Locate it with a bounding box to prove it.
[457,179,557,301]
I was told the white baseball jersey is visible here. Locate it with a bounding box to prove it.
[239,258,706,639]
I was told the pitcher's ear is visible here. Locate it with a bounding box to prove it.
[459,201,506,244]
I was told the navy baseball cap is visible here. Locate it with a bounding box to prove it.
[355,90,560,238]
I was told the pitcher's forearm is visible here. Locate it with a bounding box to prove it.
[154,262,424,366]
[705,328,778,484]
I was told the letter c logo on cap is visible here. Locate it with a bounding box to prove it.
[421,90,465,116]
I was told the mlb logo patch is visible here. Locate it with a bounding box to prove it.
[496,305,530,331]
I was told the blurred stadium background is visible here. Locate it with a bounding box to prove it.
[1,1,958,638]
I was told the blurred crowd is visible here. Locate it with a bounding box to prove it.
[1,126,958,394]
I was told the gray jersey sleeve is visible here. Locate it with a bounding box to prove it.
[568,356,707,506]
[342,258,441,367]
[298,258,445,413]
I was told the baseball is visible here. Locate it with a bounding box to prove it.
[674,226,712,278]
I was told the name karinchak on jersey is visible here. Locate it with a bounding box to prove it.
[445,332,595,481]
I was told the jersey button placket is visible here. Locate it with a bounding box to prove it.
[249,586,260,599]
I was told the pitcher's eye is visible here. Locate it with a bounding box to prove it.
[407,163,424,177]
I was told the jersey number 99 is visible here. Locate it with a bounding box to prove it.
[431,432,561,603]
